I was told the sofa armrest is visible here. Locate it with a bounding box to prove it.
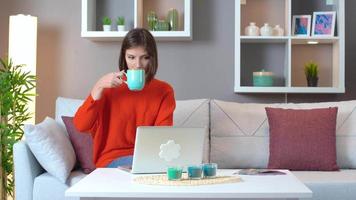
[14,140,44,200]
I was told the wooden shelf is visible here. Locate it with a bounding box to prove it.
[235,0,345,93]
[235,86,344,93]
[81,0,192,41]
[291,36,339,44]
[240,36,289,43]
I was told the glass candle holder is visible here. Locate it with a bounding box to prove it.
[167,166,183,181]
[203,163,217,178]
[187,165,203,180]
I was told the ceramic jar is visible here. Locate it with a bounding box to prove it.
[273,25,284,36]
[244,22,259,36]
[147,11,158,31]
[260,23,273,36]
[154,20,170,31]
[117,25,125,32]
[103,25,111,31]
[167,8,178,31]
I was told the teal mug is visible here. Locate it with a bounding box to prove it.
[121,69,145,91]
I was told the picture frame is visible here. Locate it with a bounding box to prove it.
[312,11,336,37]
[292,15,311,36]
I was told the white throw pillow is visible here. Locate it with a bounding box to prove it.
[24,117,76,183]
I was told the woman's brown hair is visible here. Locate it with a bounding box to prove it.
[119,28,158,83]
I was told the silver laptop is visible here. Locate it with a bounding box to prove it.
[130,126,206,174]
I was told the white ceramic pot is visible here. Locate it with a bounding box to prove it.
[244,22,259,36]
[273,25,284,36]
[103,25,111,31]
[260,23,273,36]
[117,25,125,31]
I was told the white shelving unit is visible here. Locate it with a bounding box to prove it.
[81,0,192,41]
[235,0,345,93]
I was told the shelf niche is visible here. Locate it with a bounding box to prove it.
[138,0,185,31]
[81,0,192,41]
[240,43,288,87]
[241,0,289,36]
[292,43,338,88]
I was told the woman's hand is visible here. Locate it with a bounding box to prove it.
[91,70,125,100]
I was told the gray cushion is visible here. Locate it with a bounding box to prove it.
[174,99,210,163]
[55,97,84,129]
[33,170,85,200]
[24,117,76,183]
[293,170,356,200]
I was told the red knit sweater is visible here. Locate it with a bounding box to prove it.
[73,79,176,167]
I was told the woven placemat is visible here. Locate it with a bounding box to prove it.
[133,174,242,186]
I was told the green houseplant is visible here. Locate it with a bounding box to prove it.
[304,61,319,87]
[116,16,125,31]
[102,16,112,31]
[0,58,36,199]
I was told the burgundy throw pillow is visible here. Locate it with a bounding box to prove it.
[265,107,339,171]
[62,116,96,174]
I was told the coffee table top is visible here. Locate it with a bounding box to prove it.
[65,168,312,199]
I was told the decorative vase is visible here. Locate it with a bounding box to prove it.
[147,11,157,31]
[272,25,284,36]
[167,8,178,31]
[307,77,318,87]
[103,25,111,31]
[154,20,170,31]
[260,23,273,36]
[117,25,125,31]
[244,22,259,36]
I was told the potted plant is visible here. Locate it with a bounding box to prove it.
[116,16,125,31]
[0,58,36,199]
[102,16,112,31]
[304,61,319,87]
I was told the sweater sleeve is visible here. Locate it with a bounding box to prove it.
[154,90,176,126]
[73,94,104,134]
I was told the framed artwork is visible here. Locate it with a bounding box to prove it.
[312,11,336,37]
[292,15,311,36]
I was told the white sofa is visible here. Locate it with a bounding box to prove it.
[13,97,356,200]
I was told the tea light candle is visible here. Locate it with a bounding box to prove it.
[187,165,202,179]
[203,163,217,178]
[167,166,182,181]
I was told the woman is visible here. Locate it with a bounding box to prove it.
[73,28,176,168]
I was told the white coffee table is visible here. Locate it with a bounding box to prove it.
[65,168,312,200]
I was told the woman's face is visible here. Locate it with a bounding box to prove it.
[125,46,151,70]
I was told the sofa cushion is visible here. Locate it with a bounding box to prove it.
[62,116,96,174]
[55,97,84,129]
[210,99,356,169]
[266,107,339,171]
[24,117,76,183]
[174,99,210,162]
[33,170,86,200]
[293,170,356,200]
